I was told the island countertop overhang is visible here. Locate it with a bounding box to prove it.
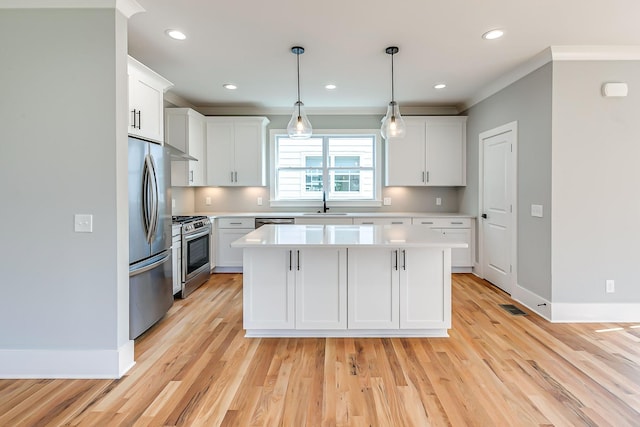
[231,224,469,249]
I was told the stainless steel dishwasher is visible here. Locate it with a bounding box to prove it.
[255,217,295,228]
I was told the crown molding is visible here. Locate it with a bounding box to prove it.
[460,45,640,112]
[192,105,459,117]
[0,0,144,17]
[550,45,640,61]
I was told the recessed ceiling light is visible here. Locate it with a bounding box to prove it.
[165,29,186,40]
[223,83,237,90]
[434,83,447,89]
[482,29,504,40]
[325,84,337,90]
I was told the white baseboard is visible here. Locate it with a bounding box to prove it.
[551,303,640,323]
[512,284,551,320]
[513,283,640,323]
[0,340,135,379]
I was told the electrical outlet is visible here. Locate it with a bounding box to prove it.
[606,280,615,293]
[205,197,212,206]
[257,197,263,206]
[171,198,176,209]
[436,197,442,206]
[383,197,391,206]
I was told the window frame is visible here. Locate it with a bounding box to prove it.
[269,129,382,208]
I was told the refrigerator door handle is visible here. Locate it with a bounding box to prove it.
[142,154,158,243]
[129,252,171,277]
[148,154,160,239]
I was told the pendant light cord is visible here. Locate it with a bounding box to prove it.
[391,51,395,103]
[296,51,301,116]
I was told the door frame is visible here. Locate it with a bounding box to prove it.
[477,121,518,294]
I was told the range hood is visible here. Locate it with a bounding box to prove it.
[166,143,197,161]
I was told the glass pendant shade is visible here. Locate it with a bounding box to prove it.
[380,101,406,139]
[287,101,313,139]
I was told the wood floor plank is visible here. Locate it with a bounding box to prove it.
[1,273,639,426]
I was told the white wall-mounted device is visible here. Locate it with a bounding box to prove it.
[601,82,628,97]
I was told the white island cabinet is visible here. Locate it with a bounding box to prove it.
[232,224,466,338]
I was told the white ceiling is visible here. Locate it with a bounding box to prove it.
[127,0,640,113]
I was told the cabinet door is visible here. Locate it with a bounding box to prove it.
[188,113,205,186]
[243,248,294,329]
[295,248,347,329]
[385,118,426,186]
[353,217,411,225]
[347,248,399,329]
[217,228,252,267]
[128,72,164,142]
[206,119,235,185]
[233,119,265,186]
[441,228,472,267]
[399,248,451,329]
[425,118,466,186]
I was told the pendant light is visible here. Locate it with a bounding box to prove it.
[380,46,406,139]
[287,46,312,139]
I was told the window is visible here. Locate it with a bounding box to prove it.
[271,131,380,206]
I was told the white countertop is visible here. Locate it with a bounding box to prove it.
[194,211,475,219]
[231,224,469,249]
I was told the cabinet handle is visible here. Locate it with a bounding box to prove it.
[234,171,238,182]
[391,221,403,225]
[137,110,141,129]
[451,221,463,225]
[402,249,406,270]
[362,221,374,224]
[421,221,434,225]
[426,171,430,183]
[230,171,234,182]
[289,250,292,271]
[297,250,300,271]
[230,222,242,225]
[131,109,137,128]
[394,250,398,271]
[189,170,193,183]
[422,171,425,183]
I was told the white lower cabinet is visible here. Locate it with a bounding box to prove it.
[243,247,347,330]
[412,217,473,270]
[171,228,182,295]
[216,217,254,269]
[348,247,450,330]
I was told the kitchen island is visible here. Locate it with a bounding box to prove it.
[231,224,467,338]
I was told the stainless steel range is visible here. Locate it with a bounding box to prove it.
[172,216,211,297]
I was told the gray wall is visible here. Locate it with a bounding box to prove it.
[460,63,553,300]
[0,9,129,354]
[177,114,461,214]
[551,61,640,303]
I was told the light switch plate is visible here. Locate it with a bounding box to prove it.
[74,214,93,233]
[205,197,212,206]
[383,197,391,206]
[436,197,442,206]
[531,204,543,218]
[257,197,263,206]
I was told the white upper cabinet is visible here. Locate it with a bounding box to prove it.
[205,117,270,186]
[127,56,173,143]
[165,108,205,186]
[385,116,467,186]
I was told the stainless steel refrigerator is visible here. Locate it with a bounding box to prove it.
[128,136,173,339]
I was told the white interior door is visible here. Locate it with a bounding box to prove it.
[480,123,516,294]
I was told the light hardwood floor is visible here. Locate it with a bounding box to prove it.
[1,273,639,426]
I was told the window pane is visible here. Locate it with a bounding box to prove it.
[277,169,323,199]
[328,170,373,199]
[328,137,373,167]
[276,137,323,168]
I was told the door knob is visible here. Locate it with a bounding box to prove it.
[481,213,487,219]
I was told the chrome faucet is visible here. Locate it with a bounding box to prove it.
[322,190,329,213]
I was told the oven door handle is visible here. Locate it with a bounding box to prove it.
[183,228,211,242]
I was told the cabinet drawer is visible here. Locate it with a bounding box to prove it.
[353,217,411,225]
[411,217,471,228]
[217,217,255,229]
